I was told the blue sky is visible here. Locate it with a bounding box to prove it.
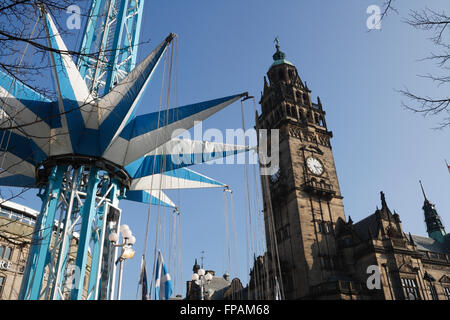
[4,0,450,299]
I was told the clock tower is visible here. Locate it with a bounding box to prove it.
[256,41,347,299]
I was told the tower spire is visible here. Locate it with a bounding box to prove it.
[419,180,428,201]
[272,37,286,62]
[419,181,447,243]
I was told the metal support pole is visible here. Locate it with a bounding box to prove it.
[109,184,122,300]
[19,165,67,300]
[201,282,204,300]
[51,167,81,300]
[70,166,100,300]
[99,181,121,300]
[87,178,111,299]
[116,258,124,300]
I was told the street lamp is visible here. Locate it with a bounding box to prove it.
[109,224,136,300]
[192,268,213,300]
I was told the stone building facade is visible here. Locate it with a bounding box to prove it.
[185,259,245,300]
[253,43,450,300]
[0,199,91,299]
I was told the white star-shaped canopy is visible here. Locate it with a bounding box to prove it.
[0,12,248,208]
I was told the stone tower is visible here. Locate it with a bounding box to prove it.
[420,181,446,243]
[256,40,346,299]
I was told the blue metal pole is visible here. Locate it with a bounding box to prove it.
[104,0,144,92]
[77,0,104,80]
[86,178,111,299]
[70,166,100,300]
[51,167,83,300]
[103,0,128,92]
[19,165,67,300]
[98,180,121,299]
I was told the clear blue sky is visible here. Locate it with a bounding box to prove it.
[5,0,450,299]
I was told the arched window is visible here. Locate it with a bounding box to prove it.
[315,114,321,125]
[286,105,291,117]
[303,93,309,105]
[288,69,294,80]
[299,111,304,121]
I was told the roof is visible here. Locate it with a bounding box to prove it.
[411,234,450,254]
[351,192,396,241]
[352,213,380,241]
[0,198,82,241]
[0,198,39,217]
[270,59,294,68]
[204,276,231,300]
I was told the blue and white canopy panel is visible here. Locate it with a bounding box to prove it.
[0,12,248,208]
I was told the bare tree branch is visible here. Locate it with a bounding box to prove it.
[379,1,450,128]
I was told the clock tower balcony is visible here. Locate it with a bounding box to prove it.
[302,179,336,199]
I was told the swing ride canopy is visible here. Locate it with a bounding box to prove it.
[0,11,249,208]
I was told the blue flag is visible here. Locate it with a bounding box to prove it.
[139,255,149,300]
[154,251,173,300]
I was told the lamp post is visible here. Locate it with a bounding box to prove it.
[192,268,213,300]
[109,224,136,300]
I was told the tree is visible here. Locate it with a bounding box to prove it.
[381,1,450,128]
[0,1,79,197]
[0,1,90,94]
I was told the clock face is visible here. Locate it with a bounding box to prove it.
[306,157,324,175]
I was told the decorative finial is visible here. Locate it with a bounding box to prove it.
[380,191,387,208]
[274,37,280,50]
[272,37,286,61]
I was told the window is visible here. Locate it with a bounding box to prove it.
[322,256,332,270]
[299,111,304,121]
[286,105,292,117]
[318,116,324,126]
[0,246,4,259]
[288,69,294,80]
[303,93,309,105]
[401,278,420,300]
[276,225,290,243]
[3,247,11,260]
[315,114,320,125]
[0,276,5,296]
[444,287,450,300]
[429,284,438,300]
[318,221,331,234]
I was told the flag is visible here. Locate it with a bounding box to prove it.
[154,250,173,300]
[139,255,149,300]
[446,160,450,174]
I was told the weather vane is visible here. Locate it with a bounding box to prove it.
[274,36,280,48]
[201,250,205,269]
